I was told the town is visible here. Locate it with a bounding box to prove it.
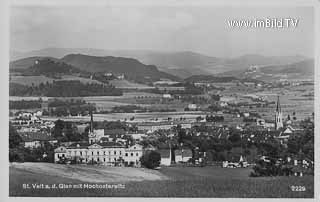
[9,72,314,178]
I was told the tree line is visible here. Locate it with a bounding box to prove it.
[10,80,123,97]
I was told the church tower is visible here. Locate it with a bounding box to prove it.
[275,96,283,130]
[88,109,95,144]
[90,109,93,133]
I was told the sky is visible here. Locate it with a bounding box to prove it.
[10,5,314,58]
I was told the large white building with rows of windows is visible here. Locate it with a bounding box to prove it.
[54,142,144,167]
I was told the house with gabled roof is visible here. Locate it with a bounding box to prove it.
[158,149,172,166]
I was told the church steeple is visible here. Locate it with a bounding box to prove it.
[275,96,283,130]
[90,109,93,133]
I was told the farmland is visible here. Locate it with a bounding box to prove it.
[10,75,104,86]
[9,162,314,197]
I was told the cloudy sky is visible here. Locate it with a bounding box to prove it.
[10,5,314,57]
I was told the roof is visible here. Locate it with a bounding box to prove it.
[98,142,124,148]
[99,137,110,141]
[67,142,91,149]
[104,129,126,135]
[157,149,171,158]
[67,141,124,149]
[175,149,192,157]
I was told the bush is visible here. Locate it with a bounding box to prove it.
[140,151,161,169]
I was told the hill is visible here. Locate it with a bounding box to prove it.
[220,59,314,81]
[10,48,310,79]
[259,59,314,75]
[9,56,59,71]
[27,58,83,76]
[61,54,179,83]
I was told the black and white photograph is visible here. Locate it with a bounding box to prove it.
[3,0,319,199]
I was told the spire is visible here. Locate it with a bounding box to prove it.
[275,95,283,130]
[90,109,93,133]
[276,96,281,113]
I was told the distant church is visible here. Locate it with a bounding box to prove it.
[275,96,283,130]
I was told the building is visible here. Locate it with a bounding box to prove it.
[54,142,143,167]
[162,94,172,99]
[174,148,192,163]
[187,104,197,110]
[276,126,295,145]
[275,96,283,130]
[20,132,57,148]
[158,149,172,166]
[137,121,192,133]
[129,133,147,142]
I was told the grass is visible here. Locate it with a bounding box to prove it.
[9,163,314,197]
[10,75,103,86]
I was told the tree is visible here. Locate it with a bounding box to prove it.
[9,123,22,149]
[140,151,161,169]
[53,119,64,138]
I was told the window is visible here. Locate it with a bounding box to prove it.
[62,154,65,157]
[92,152,94,155]
[97,158,99,162]
[80,151,82,156]
[97,151,99,155]
[125,153,128,156]
[104,158,105,162]
[120,151,122,155]
[136,153,139,156]
[131,153,133,156]
[114,151,116,155]
[104,151,106,155]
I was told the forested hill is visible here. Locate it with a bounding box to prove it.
[61,54,179,83]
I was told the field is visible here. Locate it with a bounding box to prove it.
[9,162,314,197]
[109,80,154,89]
[40,111,208,122]
[10,75,104,86]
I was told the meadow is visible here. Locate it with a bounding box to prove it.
[9,163,314,197]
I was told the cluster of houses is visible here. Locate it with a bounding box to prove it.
[10,95,313,174]
[10,111,43,125]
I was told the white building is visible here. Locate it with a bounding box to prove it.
[88,129,105,144]
[129,133,147,142]
[159,149,172,166]
[162,94,172,99]
[175,148,192,163]
[54,143,144,167]
[188,104,197,110]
